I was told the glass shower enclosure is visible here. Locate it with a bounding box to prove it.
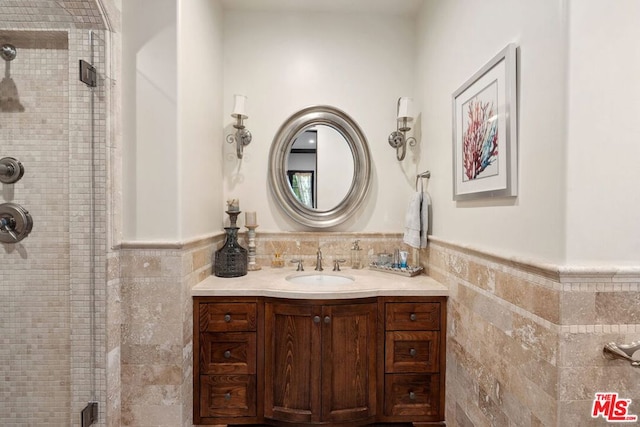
[0,26,107,426]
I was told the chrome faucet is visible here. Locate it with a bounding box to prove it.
[291,258,304,271]
[315,246,323,271]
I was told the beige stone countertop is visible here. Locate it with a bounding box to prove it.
[191,267,448,299]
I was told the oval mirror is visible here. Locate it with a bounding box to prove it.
[269,105,371,228]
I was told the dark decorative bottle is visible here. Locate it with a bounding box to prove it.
[214,210,248,277]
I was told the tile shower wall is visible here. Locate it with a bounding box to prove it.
[0,25,108,427]
[0,33,72,426]
[425,238,640,426]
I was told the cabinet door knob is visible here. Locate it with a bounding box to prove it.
[410,313,417,321]
[224,392,231,400]
[313,315,321,324]
[224,314,231,323]
[324,316,331,324]
[409,391,416,400]
[224,350,231,359]
[409,348,417,357]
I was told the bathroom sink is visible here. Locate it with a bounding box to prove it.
[286,272,355,286]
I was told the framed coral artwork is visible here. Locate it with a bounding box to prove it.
[452,43,518,201]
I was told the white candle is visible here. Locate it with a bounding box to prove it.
[397,97,413,119]
[245,211,257,226]
[232,94,247,117]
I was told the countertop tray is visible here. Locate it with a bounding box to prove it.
[368,264,424,277]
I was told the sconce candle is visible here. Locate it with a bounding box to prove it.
[245,211,257,226]
[397,97,413,119]
[227,94,252,159]
[232,94,247,117]
[388,96,418,161]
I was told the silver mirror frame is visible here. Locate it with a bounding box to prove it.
[269,105,371,228]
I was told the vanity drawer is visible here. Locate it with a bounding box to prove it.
[385,302,440,331]
[385,331,439,373]
[384,373,440,417]
[199,374,256,418]
[200,332,256,375]
[199,302,257,332]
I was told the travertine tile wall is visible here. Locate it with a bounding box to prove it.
[425,237,640,426]
[557,273,640,425]
[253,231,417,269]
[1,0,105,29]
[118,231,640,427]
[0,38,72,425]
[118,234,223,427]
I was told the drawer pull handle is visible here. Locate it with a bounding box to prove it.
[224,314,231,323]
[224,350,231,359]
[324,316,331,324]
[409,391,416,400]
[224,392,231,400]
[409,348,417,357]
[313,315,321,324]
[410,313,417,321]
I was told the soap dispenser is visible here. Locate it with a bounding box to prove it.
[351,240,363,269]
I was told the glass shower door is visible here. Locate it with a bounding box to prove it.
[0,28,106,427]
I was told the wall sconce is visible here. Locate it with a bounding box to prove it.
[388,97,416,161]
[226,94,252,159]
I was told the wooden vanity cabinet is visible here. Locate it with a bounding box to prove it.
[194,295,446,426]
[194,297,264,425]
[264,299,378,425]
[378,296,446,424]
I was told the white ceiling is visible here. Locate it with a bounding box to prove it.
[220,0,423,16]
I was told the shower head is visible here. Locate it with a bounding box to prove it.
[1,44,17,61]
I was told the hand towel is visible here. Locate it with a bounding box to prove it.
[420,192,431,247]
[403,191,430,249]
[403,192,422,248]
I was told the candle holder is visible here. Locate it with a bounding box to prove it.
[245,224,261,271]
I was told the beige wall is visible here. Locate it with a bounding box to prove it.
[416,0,569,264]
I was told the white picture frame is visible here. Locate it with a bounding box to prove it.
[452,43,518,201]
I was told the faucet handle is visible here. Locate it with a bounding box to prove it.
[290,259,304,271]
[333,259,346,272]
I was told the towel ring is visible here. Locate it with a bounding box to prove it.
[416,171,431,191]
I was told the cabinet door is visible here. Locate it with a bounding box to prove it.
[264,302,322,424]
[321,302,377,423]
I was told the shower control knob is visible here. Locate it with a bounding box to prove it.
[0,202,33,243]
[0,157,25,184]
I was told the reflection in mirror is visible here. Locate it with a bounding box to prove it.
[286,125,354,210]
